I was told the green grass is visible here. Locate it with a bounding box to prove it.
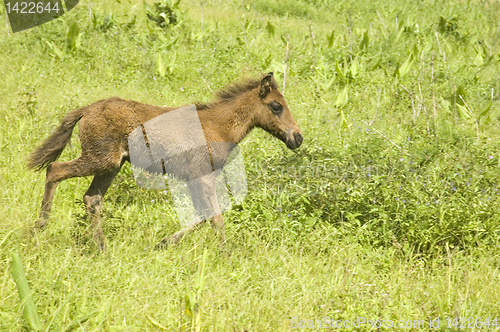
[1,0,500,330]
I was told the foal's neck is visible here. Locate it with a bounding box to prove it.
[198,91,258,144]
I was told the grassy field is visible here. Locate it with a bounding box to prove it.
[1,0,500,330]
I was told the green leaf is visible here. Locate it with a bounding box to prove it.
[266,21,275,37]
[478,101,495,124]
[371,57,382,70]
[395,52,415,78]
[280,34,287,45]
[422,42,433,57]
[335,86,349,107]
[456,104,472,120]
[159,12,168,21]
[449,85,466,106]
[169,51,176,74]
[438,16,447,33]
[350,57,359,78]
[395,24,404,41]
[143,0,154,16]
[327,30,335,48]
[45,40,64,58]
[478,101,492,119]
[323,76,336,91]
[335,61,346,82]
[11,253,42,331]
[157,54,166,78]
[359,30,369,50]
[474,52,484,66]
[244,19,253,32]
[270,60,284,76]
[67,22,80,50]
[184,292,194,318]
[412,44,419,58]
[440,99,451,114]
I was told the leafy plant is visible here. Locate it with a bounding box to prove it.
[92,12,116,32]
[44,40,65,58]
[438,15,460,39]
[145,0,185,29]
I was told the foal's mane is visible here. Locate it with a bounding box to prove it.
[196,77,278,110]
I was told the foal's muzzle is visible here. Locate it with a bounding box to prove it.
[286,132,303,149]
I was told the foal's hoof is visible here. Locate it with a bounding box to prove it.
[30,219,48,238]
[155,236,176,250]
[93,238,108,252]
[155,234,181,250]
[97,242,107,252]
[34,219,48,230]
[155,241,168,250]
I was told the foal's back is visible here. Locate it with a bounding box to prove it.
[76,97,175,167]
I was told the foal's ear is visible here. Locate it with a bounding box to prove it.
[259,73,274,99]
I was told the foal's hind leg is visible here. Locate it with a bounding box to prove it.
[82,168,121,251]
[36,158,96,229]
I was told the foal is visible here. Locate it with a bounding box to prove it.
[28,73,303,250]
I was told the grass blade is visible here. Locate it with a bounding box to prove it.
[158,54,166,78]
[11,253,42,331]
[64,310,99,332]
[0,228,18,248]
[145,314,169,331]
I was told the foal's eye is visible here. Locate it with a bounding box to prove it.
[268,101,283,114]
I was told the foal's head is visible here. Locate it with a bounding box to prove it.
[254,73,303,149]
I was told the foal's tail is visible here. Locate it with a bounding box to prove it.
[27,107,86,171]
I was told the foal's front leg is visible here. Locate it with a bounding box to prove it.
[158,218,208,247]
[210,214,225,243]
[157,173,224,248]
[156,214,225,248]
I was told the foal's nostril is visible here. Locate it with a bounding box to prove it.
[294,132,303,147]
